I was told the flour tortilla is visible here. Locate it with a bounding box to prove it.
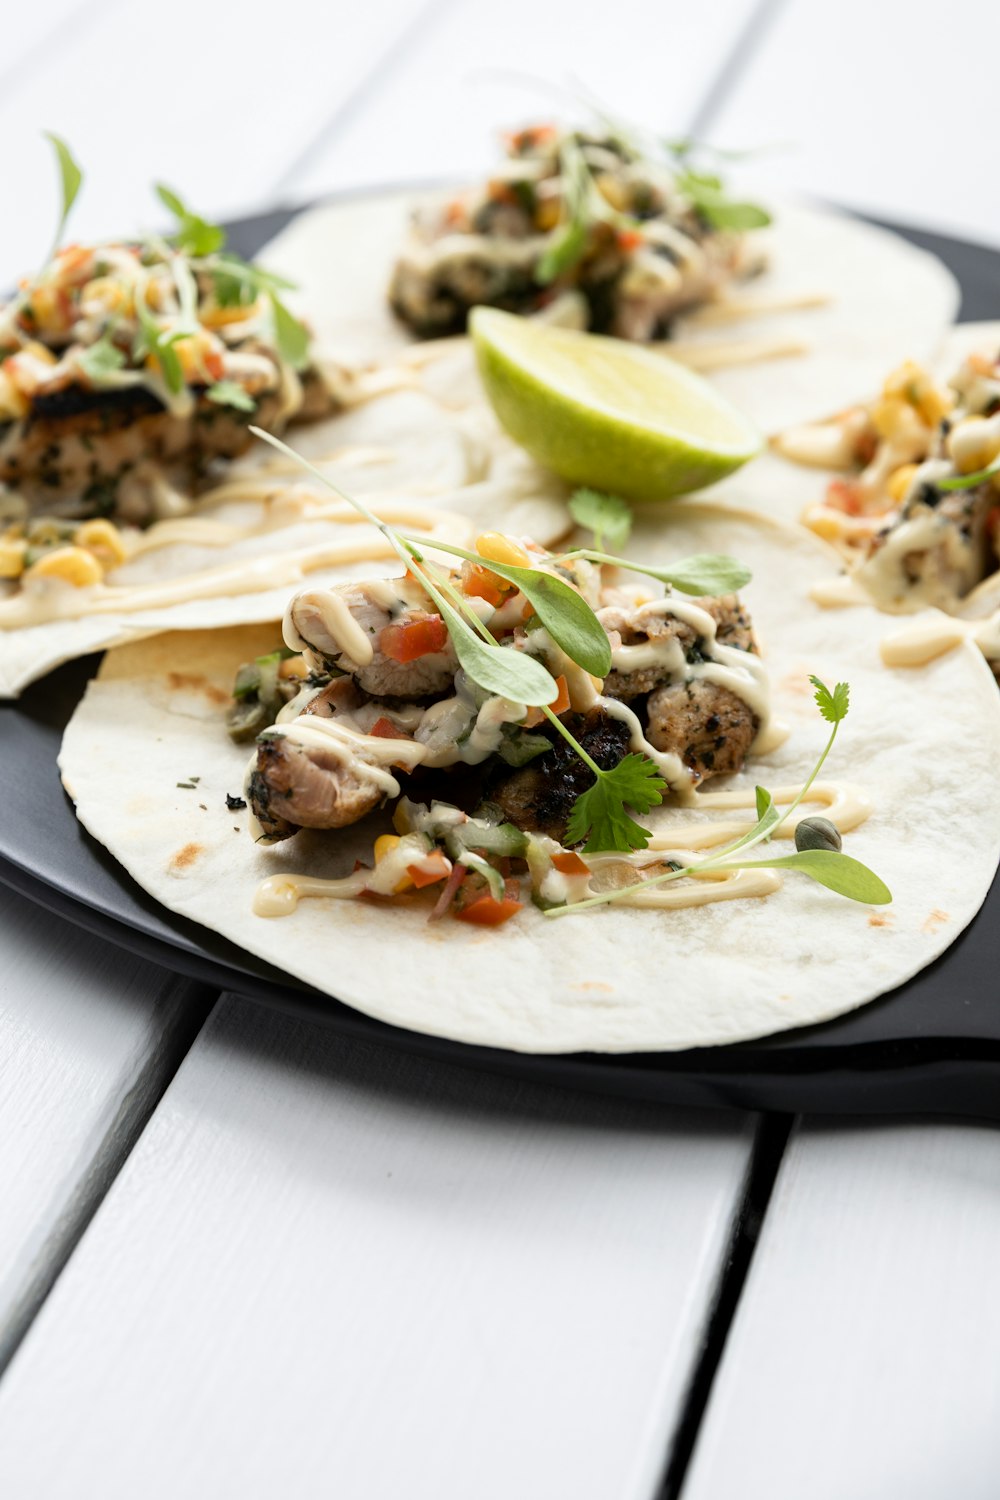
[1,387,572,698]
[59,501,1000,1054]
[265,189,958,431]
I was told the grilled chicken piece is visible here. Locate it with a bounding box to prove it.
[0,363,336,514]
[601,593,755,701]
[0,385,287,510]
[247,678,393,842]
[857,480,997,611]
[287,579,458,699]
[484,710,632,842]
[646,680,757,781]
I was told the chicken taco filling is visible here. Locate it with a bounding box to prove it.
[775,346,1000,625]
[217,438,888,932]
[389,122,769,342]
[0,140,334,532]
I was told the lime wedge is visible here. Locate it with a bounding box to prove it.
[470,307,761,501]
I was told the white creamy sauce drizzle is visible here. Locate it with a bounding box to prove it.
[250,777,871,918]
[880,610,1000,667]
[0,503,462,630]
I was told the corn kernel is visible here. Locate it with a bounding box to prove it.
[872,397,925,443]
[475,531,531,568]
[278,654,309,681]
[916,384,951,428]
[887,464,919,504]
[595,172,628,212]
[24,545,103,588]
[0,536,27,579]
[373,833,414,893]
[75,519,126,572]
[882,359,928,402]
[947,416,1000,475]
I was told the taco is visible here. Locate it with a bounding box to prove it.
[59,500,1000,1054]
[387,123,770,341]
[770,324,1000,671]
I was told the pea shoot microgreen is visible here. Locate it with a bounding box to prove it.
[546,675,891,915]
[568,488,633,552]
[42,133,83,269]
[529,106,771,286]
[76,334,126,381]
[155,184,226,257]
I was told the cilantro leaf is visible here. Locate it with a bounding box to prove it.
[206,380,256,413]
[675,168,771,231]
[569,488,633,551]
[565,754,666,853]
[76,335,126,382]
[809,676,849,725]
[270,294,310,370]
[156,183,226,257]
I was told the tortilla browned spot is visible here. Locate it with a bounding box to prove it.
[167,672,229,708]
[169,842,204,872]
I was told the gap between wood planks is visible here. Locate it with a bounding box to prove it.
[656,1114,794,1500]
[0,979,215,1380]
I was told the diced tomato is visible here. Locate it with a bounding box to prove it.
[379,614,448,663]
[455,882,523,926]
[525,674,569,728]
[552,850,590,876]
[204,348,226,382]
[368,715,413,741]
[406,850,452,889]
[617,228,644,252]
[462,560,507,607]
[825,479,862,516]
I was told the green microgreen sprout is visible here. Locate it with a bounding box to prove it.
[42,133,83,271]
[936,457,1000,492]
[568,488,633,551]
[545,676,891,914]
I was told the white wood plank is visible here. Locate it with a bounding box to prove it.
[283,0,763,201]
[706,0,1000,249]
[0,885,207,1367]
[684,1118,1000,1500]
[0,994,756,1500]
[0,0,429,288]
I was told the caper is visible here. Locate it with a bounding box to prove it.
[794,816,842,854]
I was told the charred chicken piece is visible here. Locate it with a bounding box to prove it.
[484,710,632,842]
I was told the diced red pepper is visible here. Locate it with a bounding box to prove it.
[368,715,413,741]
[455,884,523,926]
[617,228,644,252]
[825,479,862,516]
[204,348,226,382]
[552,850,589,876]
[379,614,448,663]
[525,674,569,727]
[462,561,508,608]
[406,850,452,889]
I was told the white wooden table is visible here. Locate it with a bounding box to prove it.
[2,4,999,1495]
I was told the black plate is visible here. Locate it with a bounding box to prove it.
[4,195,1000,1120]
